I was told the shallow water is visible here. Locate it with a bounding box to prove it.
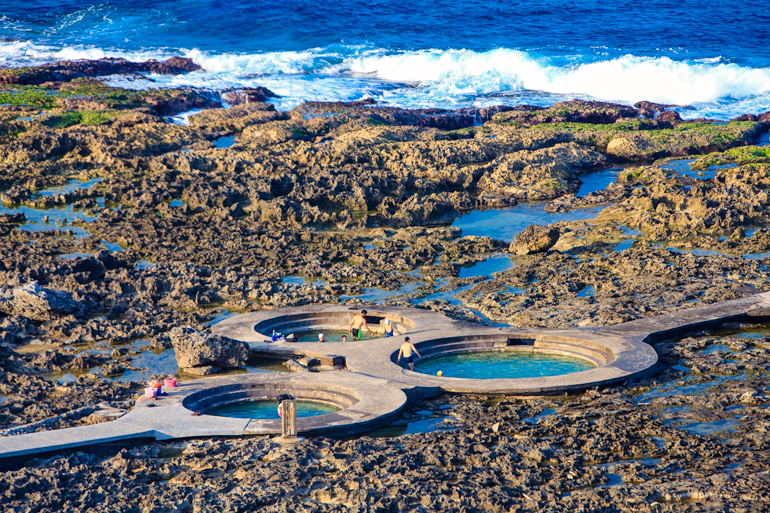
[0,178,102,238]
[340,282,423,303]
[204,399,340,420]
[523,408,557,425]
[117,347,178,383]
[458,255,513,279]
[101,241,123,252]
[674,417,742,435]
[413,351,595,379]
[134,260,156,270]
[412,280,476,306]
[661,159,737,181]
[363,408,461,438]
[660,159,696,175]
[214,136,236,148]
[411,278,509,327]
[281,276,329,287]
[58,252,94,260]
[453,203,606,243]
[700,344,736,354]
[636,375,748,404]
[575,168,622,197]
[203,308,239,326]
[245,358,291,374]
[0,202,96,238]
[167,109,203,125]
[36,178,103,197]
[365,417,459,438]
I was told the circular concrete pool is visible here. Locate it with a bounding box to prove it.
[252,310,415,342]
[204,399,341,420]
[413,350,596,379]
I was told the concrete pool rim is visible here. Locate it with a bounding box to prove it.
[212,305,655,395]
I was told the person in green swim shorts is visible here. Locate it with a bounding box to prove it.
[349,309,374,340]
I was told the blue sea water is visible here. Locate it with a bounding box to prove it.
[1,1,770,118]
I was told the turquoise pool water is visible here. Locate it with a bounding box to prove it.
[294,329,377,342]
[204,399,340,420]
[413,351,595,379]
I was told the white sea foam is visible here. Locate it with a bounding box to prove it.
[335,49,770,105]
[2,41,770,118]
[0,40,170,67]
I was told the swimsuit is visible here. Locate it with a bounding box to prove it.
[385,330,393,338]
[351,328,361,340]
[404,355,414,363]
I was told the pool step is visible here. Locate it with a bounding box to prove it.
[417,339,506,358]
[533,340,613,364]
[410,337,611,368]
[187,388,359,412]
[533,348,605,368]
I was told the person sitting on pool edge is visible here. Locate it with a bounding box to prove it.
[383,319,401,338]
[349,309,374,340]
[397,336,421,371]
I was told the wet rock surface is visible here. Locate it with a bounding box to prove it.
[2,57,770,510]
[0,56,202,85]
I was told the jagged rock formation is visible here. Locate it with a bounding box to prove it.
[0,281,83,321]
[169,326,249,375]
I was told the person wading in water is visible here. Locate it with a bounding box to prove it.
[397,336,421,371]
[349,309,375,340]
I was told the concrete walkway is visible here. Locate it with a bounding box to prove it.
[0,372,406,460]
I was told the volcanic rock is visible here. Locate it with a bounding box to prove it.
[492,100,639,126]
[0,57,202,85]
[657,110,683,124]
[170,326,249,373]
[634,101,688,119]
[0,281,84,321]
[0,186,31,205]
[221,87,279,105]
[509,225,560,255]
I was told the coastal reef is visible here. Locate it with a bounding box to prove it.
[2,57,770,511]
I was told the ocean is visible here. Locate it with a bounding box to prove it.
[1,0,770,119]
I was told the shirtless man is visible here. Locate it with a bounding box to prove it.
[349,309,374,340]
[397,336,421,371]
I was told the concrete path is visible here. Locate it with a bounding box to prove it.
[0,372,406,460]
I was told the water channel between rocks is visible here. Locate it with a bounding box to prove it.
[0,178,102,239]
[336,167,622,309]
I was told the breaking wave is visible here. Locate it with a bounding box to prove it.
[2,41,770,117]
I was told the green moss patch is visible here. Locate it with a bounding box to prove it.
[692,146,770,170]
[44,110,116,129]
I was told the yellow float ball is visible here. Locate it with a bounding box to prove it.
[437,370,443,377]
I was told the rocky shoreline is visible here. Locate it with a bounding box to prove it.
[2,57,770,511]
